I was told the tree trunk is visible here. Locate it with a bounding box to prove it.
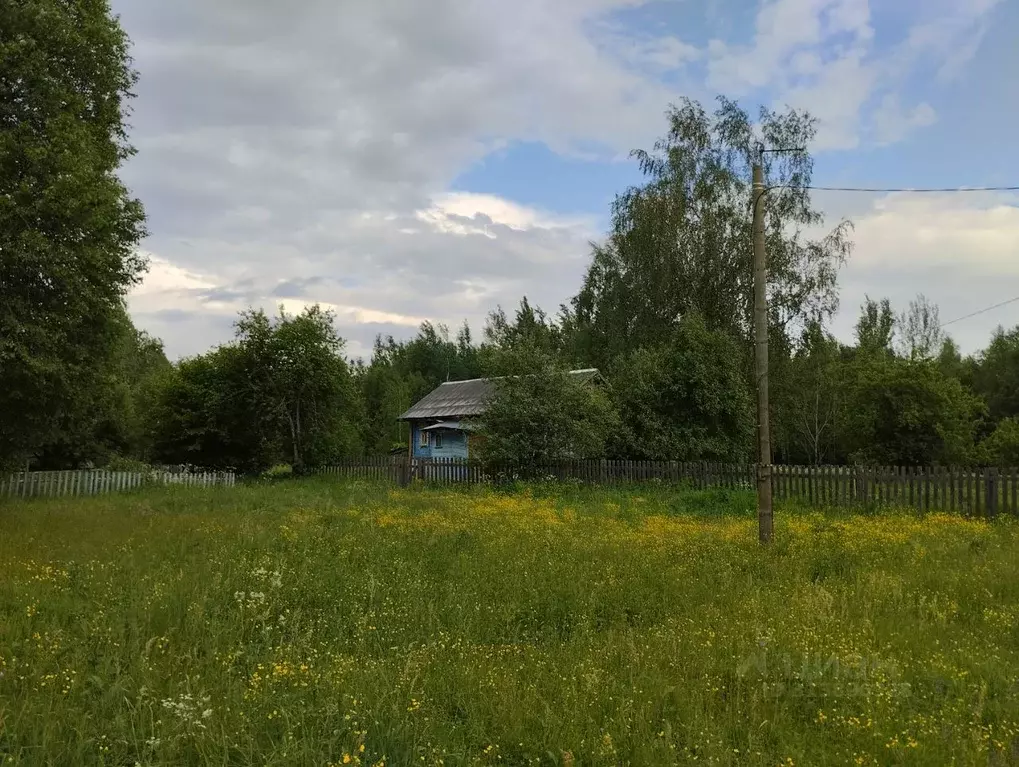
[292,400,301,469]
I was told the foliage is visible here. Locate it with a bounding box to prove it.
[0,0,147,470]
[570,96,851,367]
[979,417,1019,466]
[28,307,170,470]
[896,293,943,361]
[148,346,272,472]
[355,322,481,453]
[261,463,295,480]
[936,337,968,382]
[2,481,1019,764]
[854,296,895,356]
[844,357,984,466]
[233,306,361,471]
[478,368,618,467]
[102,455,154,473]
[780,322,846,464]
[479,298,572,375]
[609,314,753,461]
[150,305,362,472]
[971,325,1019,423]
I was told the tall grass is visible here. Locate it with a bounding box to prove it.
[1,478,1018,765]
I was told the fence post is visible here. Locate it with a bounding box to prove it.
[987,468,999,519]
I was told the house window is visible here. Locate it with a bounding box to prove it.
[434,431,443,449]
[419,428,429,448]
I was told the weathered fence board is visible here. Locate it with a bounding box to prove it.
[315,459,1019,518]
[1,469,236,500]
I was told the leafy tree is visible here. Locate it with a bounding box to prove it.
[971,325,1019,423]
[148,346,274,472]
[0,0,146,469]
[24,306,169,469]
[782,322,846,464]
[936,337,967,381]
[354,341,415,454]
[397,321,480,396]
[234,306,361,470]
[854,296,895,356]
[478,369,618,467]
[480,298,571,375]
[150,306,362,472]
[569,96,851,367]
[609,314,752,461]
[979,417,1019,466]
[896,294,943,360]
[844,358,984,466]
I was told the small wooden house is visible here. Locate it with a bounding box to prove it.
[398,369,601,460]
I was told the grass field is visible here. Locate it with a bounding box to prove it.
[1,479,1018,766]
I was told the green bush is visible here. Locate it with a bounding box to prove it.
[261,463,294,481]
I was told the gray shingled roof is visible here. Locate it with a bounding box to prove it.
[398,369,601,421]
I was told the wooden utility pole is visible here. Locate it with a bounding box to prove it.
[752,154,773,544]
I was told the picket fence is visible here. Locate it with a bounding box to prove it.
[1,469,236,500]
[320,457,1019,518]
[319,457,757,488]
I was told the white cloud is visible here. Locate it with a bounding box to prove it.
[112,0,1010,363]
[705,0,997,149]
[420,193,596,234]
[113,0,684,358]
[782,47,874,150]
[132,254,216,298]
[129,192,594,360]
[849,193,1019,273]
[872,95,937,146]
[829,192,1019,353]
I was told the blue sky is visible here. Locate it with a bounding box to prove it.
[115,0,1019,359]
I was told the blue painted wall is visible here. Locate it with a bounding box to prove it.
[410,423,469,459]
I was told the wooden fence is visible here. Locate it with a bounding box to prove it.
[319,458,1019,517]
[771,464,1019,517]
[1,469,236,500]
[319,457,757,488]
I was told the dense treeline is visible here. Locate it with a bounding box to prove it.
[3,2,1017,473]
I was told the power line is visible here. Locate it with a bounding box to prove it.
[807,185,1019,193]
[941,296,1019,328]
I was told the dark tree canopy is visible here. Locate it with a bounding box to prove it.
[0,0,146,469]
[478,369,618,468]
[844,358,984,466]
[609,314,753,462]
[972,326,1019,423]
[149,306,363,472]
[7,69,1019,477]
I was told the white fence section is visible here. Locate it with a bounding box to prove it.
[0,470,236,500]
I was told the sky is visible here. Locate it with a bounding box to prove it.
[112,0,1019,362]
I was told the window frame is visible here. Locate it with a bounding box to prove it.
[434,431,443,449]
[418,428,429,448]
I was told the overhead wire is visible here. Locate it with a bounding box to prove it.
[940,297,1019,328]
[793,183,1019,329]
[806,185,1019,193]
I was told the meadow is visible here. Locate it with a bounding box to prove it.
[1,479,1018,766]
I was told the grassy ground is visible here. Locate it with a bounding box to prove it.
[1,479,1018,766]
